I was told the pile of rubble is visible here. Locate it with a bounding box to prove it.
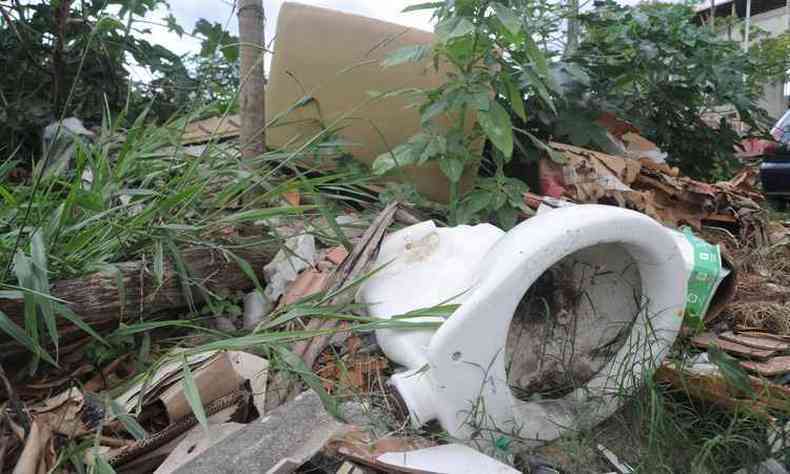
[536,141,767,246]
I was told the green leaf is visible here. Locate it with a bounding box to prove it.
[421,98,449,124]
[402,2,443,13]
[522,68,555,114]
[153,241,164,286]
[30,232,57,353]
[273,345,342,418]
[396,304,461,318]
[381,45,431,67]
[109,399,148,441]
[492,3,521,35]
[525,35,550,79]
[410,133,446,164]
[708,346,754,398]
[56,304,109,346]
[224,250,264,294]
[92,454,117,474]
[505,77,526,122]
[439,157,464,183]
[464,190,494,214]
[0,309,55,366]
[181,356,209,432]
[478,101,513,158]
[436,18,476,43]
[372,144,416,175]
[496,206,519,230]
[165,14,185,37]
[219,206,315,224]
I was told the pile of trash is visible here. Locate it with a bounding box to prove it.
[536,141,767,246]
[2,2,785,470]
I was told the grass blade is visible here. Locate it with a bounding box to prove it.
[0,309,56,366]
[181,355,208,432]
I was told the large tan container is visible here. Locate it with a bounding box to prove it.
[265,2,477,203]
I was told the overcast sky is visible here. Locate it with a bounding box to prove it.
[130,1,434,81]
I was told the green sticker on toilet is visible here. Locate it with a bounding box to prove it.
[682,228,721,332]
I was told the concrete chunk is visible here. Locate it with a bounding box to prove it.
[172,391,354,474]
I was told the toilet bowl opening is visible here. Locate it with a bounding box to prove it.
[506,243,646,402]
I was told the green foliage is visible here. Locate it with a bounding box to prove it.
[571,2,771,180]
[0,0,185,157]
[0,107,367,363]
[750,31,790,84]
[0,1,241,159]
[373,0,553,227]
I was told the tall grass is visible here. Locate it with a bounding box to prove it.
[0,103,379,368]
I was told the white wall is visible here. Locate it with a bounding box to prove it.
[725,6,789,120]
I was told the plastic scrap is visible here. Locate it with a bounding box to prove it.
[374,443,519,474]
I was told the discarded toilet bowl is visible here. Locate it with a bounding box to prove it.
[358,205,690,447]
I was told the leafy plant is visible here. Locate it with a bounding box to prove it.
[372,0,554,227]
[0,0,189,157]
[571,2,771,180]
[0,1,241,159]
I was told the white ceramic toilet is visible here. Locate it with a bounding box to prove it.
[357,204,692,449]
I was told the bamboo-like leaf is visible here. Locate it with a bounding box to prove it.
[708,345,754,398]
[402,2,443,13]
[181,356,208,432]
[273,345,342,418]
[109,399,148,441]
[55,304,109,346]
[218,206,316,224]
[0,309,55,365]
[153,241,164,287]
[435,17,476,42]
[224,250,264,293]
[381,45,431,67]
[92,452,117,474]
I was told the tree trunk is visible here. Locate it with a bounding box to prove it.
[0,246,276,353]
[564,0,579,58]
[238,0,266,158]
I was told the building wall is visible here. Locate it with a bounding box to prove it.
[726,7,789,121]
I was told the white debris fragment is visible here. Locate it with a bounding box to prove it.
[263,234,317,302]
[243,290,274,330]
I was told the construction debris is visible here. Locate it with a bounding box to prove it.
[538,142,768,245]
[374,444,520,474]
[171,390,364,474]
[323,430,437,471]
[263,234,317,302]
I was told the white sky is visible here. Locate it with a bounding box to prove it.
[129,1,435,81]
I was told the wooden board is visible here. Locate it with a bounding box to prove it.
[720,331,790,352]
[691,332,777,360]
[741,356,790,377]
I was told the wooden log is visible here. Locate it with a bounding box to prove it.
[0,246,276,350]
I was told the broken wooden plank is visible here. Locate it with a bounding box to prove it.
[720,332,790,352]
[741,357,790,377]
[691,332,777,360]
[735,328,790,343]
[655,363,790,416]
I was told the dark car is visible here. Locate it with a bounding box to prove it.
[759,111,790,208]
